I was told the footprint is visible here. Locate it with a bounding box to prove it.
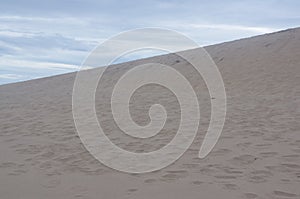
[40,178,61,189]
[244,193,258,199]
[210,148,231,156]
[255,143,272,148]
[192,181,203,185]
[223,183,238,190]
[161,174,179,181]
[281,178,291,182]
[247,170,273,183]
[281,163,300,169]
[128,188,138,192]
[161,170,188,182]
[8,169,27,176]
[273,190,297,197]
[127,188,138,194]
[0,162,17,168]
[237,142,251,149]
[223,167,243,175]
[200,164,220,175]
[182,163,198,169]
[282,154,300,161]
[250,131,264,137]
[231,155,257,165]
[215,175,237,180]
[144,179,156,183]
[166,170,188,174]
[259,152,278,158]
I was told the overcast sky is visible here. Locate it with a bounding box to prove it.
[0,0,299,84]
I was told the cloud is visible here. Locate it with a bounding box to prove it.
[0,74,24,79]
[0,15,88,25]
[0,57,80,70]
[0,28,97,84]
[0,29,97,69]
[187,24,278,34]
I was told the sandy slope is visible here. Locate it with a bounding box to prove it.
[0,28,300,199]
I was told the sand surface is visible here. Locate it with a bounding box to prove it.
[0,28,300,199]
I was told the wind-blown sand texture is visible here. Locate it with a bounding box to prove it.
[0,28,300,199]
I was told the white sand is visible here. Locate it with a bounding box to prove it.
[0,28,300,199]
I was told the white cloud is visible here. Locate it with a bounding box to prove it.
[188,23,279,34]
[0,15,89,25]
[0,57,80,70]
[0,74,24,79]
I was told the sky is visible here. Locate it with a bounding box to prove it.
[0,0,299,85]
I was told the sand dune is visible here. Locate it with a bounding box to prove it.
[0,28,300,199]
